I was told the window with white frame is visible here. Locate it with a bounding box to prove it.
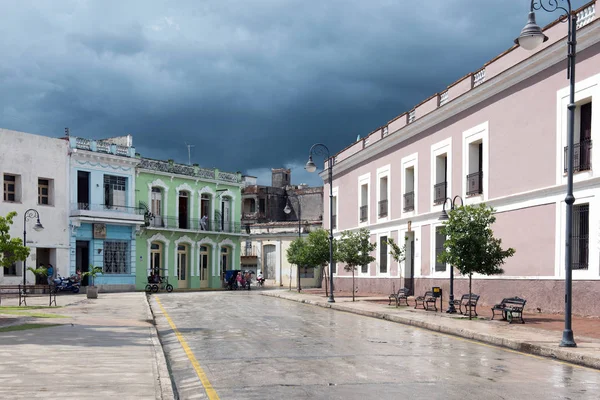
[572,203,589,270]
[2,252,19,276]
[379,236,388,274]
[463,122,489,201]
[567,100,593,173]
[431,139,452,208]
[332,196,338,230]
[378,176,389,218]
[434,227,446,272]
[434,154,448,204]
[360,184,368,223]
[404,167,415,212]
[103,241,129,274]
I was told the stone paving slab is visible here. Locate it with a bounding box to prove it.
[0,292,174,399]
[262,290,600,370]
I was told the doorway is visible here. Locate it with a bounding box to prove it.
[77,171,90,209]
[199,245,210,288]
[221,197,231,232]
[177,244,189,289]
[404,233,415,295]
[179,191,189,229]
[76,241,90,286]
[263,244,276,280]
[151,188,163,227]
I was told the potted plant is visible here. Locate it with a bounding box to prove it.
[82,265,102,299]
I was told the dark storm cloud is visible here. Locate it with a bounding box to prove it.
[0,0,590,185]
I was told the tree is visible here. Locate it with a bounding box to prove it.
[304,229,336,296]
[438,203,515,319]
[387,237,407,264]
[0,212,30,274]
[286,238,308,292]
[337,228,376,302]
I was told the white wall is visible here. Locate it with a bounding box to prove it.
[0,129,70,284]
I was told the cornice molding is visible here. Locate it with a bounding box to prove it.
[72,150,140,168]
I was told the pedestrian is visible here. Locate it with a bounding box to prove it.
[200,215,208,231]
[236,272,243,289]
[46,263,54,285]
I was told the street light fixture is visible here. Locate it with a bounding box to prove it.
[515,0,577,348]
[284,191,302,292]
[438,195,463,314]
[23,209,44,287]
[305,143,335,303]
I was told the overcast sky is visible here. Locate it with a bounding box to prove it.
[0,0,589,186]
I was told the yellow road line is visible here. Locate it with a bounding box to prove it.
[155,296,220,400]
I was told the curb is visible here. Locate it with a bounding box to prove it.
[262,291,600,370]
[144,294,177,400]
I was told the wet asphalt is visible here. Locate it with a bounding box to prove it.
[154,291,600,400]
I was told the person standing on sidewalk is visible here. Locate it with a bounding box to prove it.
[46,264,54,285]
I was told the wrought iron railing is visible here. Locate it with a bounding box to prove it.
[403,191,414,212]
[138,158,241,183]
[378,199,388,218]
[147,215,242,233]
[72,203,145,215]
[359,205,368,222]
[564,139,592,173]
[466,171,483,196]
[433,182,447,205]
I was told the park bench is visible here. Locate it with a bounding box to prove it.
[451,294,480,316]
[414,291,437,311]
[388,287,410,307]
[491,296,526,324]
[17,284,57,307]
[0,285,22,305]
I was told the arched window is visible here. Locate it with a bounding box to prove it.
[200,194,211,231]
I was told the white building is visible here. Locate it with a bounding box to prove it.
[0,129,70,285]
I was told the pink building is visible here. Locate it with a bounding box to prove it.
[327,2,599,316]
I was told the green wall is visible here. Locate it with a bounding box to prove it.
[135,168,243,290]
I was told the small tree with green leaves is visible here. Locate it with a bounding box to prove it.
[438,204,515,319]
[305,229,336,296]
[387,237,407,264]
[0,212,30,275]
[337,228,376,302]
[286,238,308,292]
[82,265,103,287]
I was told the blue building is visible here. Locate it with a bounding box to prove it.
[68,135,144,291]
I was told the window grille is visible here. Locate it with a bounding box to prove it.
[103,241,130,274]
[435,228,446,272]
[572,204,589,270]
[380,236,388,273]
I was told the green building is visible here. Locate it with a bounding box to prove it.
[135,158,244,290]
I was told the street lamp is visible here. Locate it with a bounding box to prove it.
[23,209,44,287]
[515,0,577,348]
[284,191,302,292]
[305,143,335,303]
[438,195,463,314]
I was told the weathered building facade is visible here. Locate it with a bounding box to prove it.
[328,3,600,315]
[241,169,324,287]
[0,129,70,284]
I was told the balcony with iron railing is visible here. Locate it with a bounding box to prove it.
[403,191,414,212]
[378,199,388,218]
[70,202,146,223]
[466,171,483,197]
[359,205,368,223]
[433,182,447,205]
[564,139,592,173]
[147,215,243,234]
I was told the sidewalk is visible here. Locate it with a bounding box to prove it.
[262,289,600,370]
[0,292,173,400]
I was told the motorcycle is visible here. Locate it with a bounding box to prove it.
[53,275,81,293]
[256,276,265,287]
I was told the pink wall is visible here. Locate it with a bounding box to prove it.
[415,95,438,119]
[492,204,556,277]
[331,40,600,230]
[421,225,430,276]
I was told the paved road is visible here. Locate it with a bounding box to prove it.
[153,291,600,400]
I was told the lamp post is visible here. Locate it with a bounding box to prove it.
[438,195,463,314]
[284,191,302,292]
[23,209,44,287]
[305,143,335,303]
[515,0,577,348]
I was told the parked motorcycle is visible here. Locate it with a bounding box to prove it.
[53,275,81,293]
[256,276,265,287]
